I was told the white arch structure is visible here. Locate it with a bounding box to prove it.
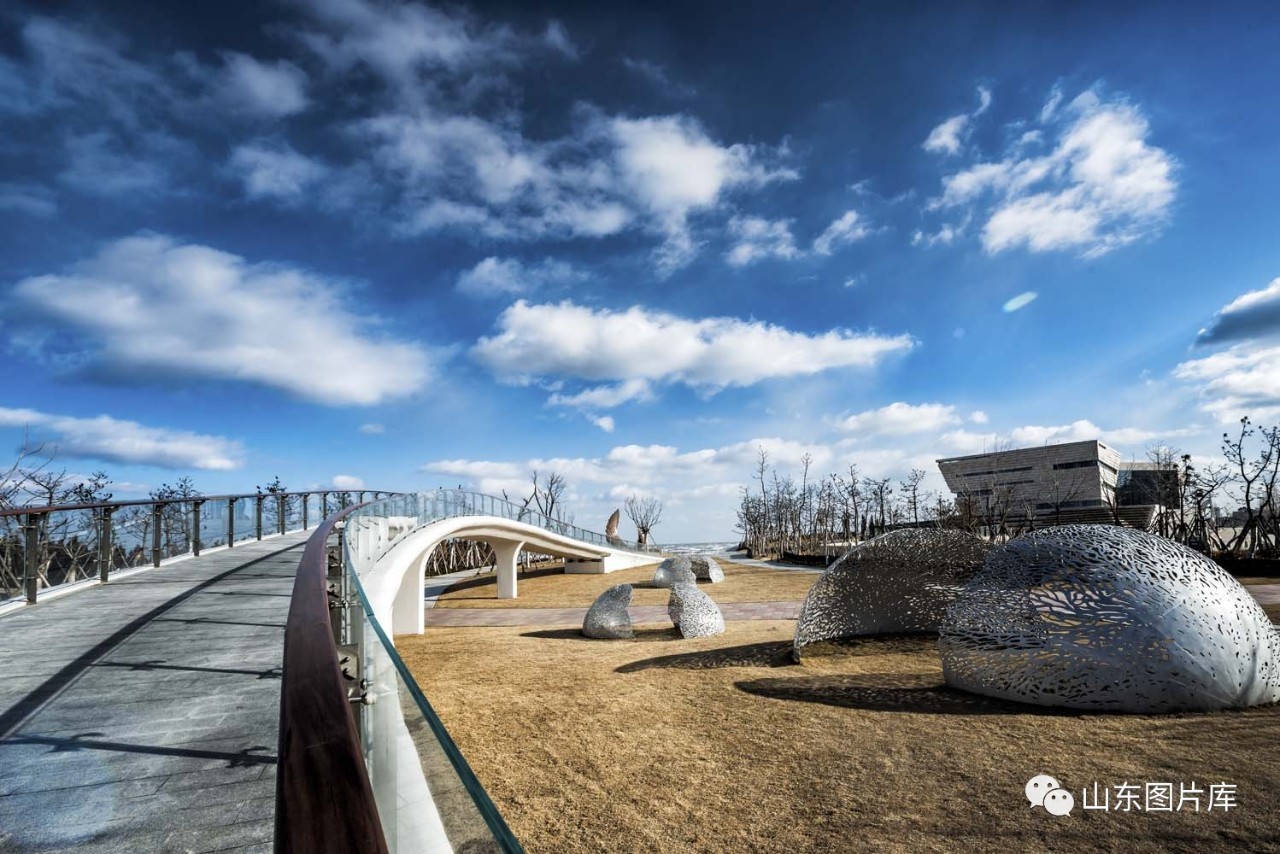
[343,492,661,636]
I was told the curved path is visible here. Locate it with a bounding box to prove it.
[0,532,310,853]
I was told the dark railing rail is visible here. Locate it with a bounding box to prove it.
[0,489,393,605]
[275,503,388,854]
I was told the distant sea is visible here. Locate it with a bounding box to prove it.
[662,541,739,555]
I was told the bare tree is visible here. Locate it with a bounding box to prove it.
[623,495,663,546]
[900,469,928,527]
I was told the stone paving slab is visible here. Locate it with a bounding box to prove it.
[0,532,309,854]
[424,600,803,627]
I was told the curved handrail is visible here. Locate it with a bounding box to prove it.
[275,503,388,854]
[0,488,393,518]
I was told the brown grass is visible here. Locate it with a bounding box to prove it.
[400,621,1280,854]
[432,558,817,608]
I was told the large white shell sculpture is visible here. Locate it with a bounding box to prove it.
[940,525,1280,713]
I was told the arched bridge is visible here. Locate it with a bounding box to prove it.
[0,488,658,853]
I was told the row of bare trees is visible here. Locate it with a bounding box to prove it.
[735,448,941,560]
[735,416,1280,560]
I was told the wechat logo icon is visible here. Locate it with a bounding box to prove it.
[1027,774,1074,816]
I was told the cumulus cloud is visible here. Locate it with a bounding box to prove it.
[609,115,798,272]
[1175,343,1280,424]
[10,234,431,406]
[725,216,800,266]
[331,474,365,489]
[589,415,615,433]
[456,256,584,297]
[472,301,914,399]
[229,142,328,201]
[547,379,654,410]
[1197,277,1280,345]
[0,406,242,470]
[218,53,309,117]
[812,210,870,255]
[925,86,1176,257]
[836,402,962,435]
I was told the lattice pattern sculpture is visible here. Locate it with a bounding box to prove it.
[668,582,725,638]
[793,529,990,659]
[582,584,634,639]
[653,556,696,588]
[940,525,1280,713]
[689,555,725,583]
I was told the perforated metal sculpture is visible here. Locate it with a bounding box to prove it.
[668,582,725,638]
[653,556,696,588]
[793,529,990,659]
[940,525,1280,712]
[582,583,634,639]
[689,555,725,583]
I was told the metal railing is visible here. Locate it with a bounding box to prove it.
[0,489,394,606]
[343,488,661,576]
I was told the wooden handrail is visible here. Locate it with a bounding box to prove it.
[274,504,388,854]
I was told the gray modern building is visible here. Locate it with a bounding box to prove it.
[936,439,1173,528]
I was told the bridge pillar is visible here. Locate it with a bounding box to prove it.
[492,540,524,599]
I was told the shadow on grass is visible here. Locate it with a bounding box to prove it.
[521,627,681,643]
[616,641,795,672]
[735,673,1078,716]
[797,634,940,659]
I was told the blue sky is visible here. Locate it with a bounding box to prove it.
[2,0,1280,542]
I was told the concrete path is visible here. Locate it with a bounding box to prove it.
[0,532,310,854]
[719,550,825,573]
[424,600,802,627]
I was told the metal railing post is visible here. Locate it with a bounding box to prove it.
[256,495,264,541]
[277,494,286,535]
[357,491,366,504]
[321,492,328,518]
[302,494,309,530]
[192,500,204,557]
[24,512,40,604]
[99,507,113,583]
[227,497,236,548]
[151,503,163,568]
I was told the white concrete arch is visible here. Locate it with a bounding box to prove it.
[358,515,661,636]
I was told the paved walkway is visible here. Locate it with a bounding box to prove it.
[424,600,802,627]
[0,532,310,854]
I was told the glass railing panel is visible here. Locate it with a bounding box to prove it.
[343,548,520,853]
[199,499,230,551]
[33,508,100,592]
[156,501,196,560]
[0,514,23,601]
[230,500,258,546]
[109,505,154,570]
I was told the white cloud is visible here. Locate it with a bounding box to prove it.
[837,402,961,435]
[1175,343,1280,424]
[0,406,243,470]
[296,0,519,85]
[923,114,969,156]
[359,423,385,435]
[455,256,584,297]
[547,379,654,410]
[331,474,365,489]
[812,210,870,255]
[11,234,431,406]
[969,410,989,424]
[473,300,915,396]
[589,415,615,433]
[926,87,1177,257]
[218,53,309,117]
[725,216,800,266]
[609,115,797,272]
[229,142,328,202]
[541,21,578,59]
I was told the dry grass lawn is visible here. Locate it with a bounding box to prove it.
[433,558,817,608]
[400,619,1280,854]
